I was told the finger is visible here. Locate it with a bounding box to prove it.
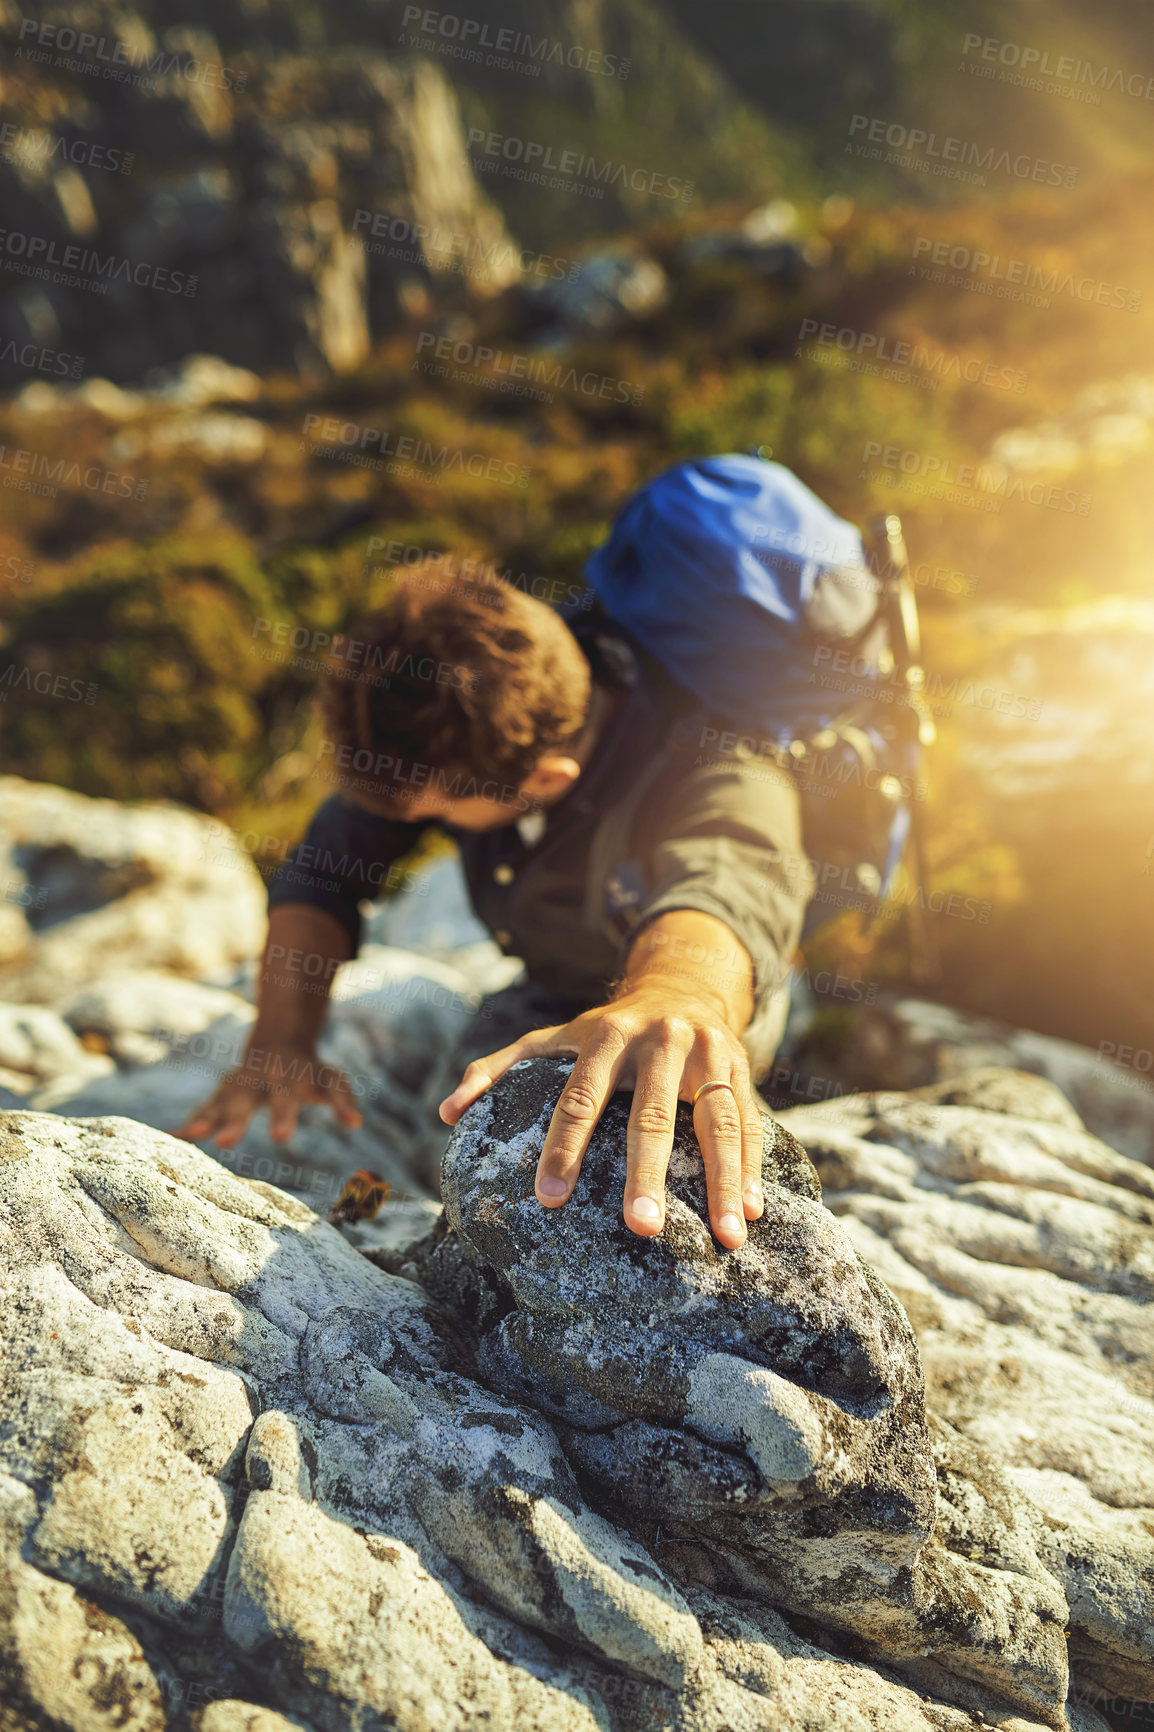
[622,1036,689,1236]
[172,1100,221,1140]
[325,1077,364,1129]
[309,1066,363,1129]
[692,1080,747,1250]
[437,1025,567,1124]
[210,1089,263,1149]
[268,1092,300,1144]
[740,1087,767,1219]
[536,1022,630,1206]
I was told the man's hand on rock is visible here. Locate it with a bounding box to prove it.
[175,905,361,1148]
[174,1041,363,1148]
[440,914,766,1250]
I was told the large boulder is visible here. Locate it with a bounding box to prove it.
[440,1059,1074,1726]
[0,9,520,384]
[0,822,520,1211]
[0,1002,115,1098]
[35,943,503,1208]
[0,778,267,1000]
[780,992,1154,1166]
[779,1068,1154,1705]
[3,1101,1113,1732]
[59,970,257,1069]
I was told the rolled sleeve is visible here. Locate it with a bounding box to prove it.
[267,795,429,955]
[635,754,815,1004]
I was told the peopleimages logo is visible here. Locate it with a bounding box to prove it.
[0,124,134,175]
[399,7,631,78]
[250,617,473,691]
[0,340,84,380]
[909,238,1141,313]
[0,229,197,297]
[796,318,1027,393]
[413,332,644,406]
[465,129,694,202]
[16,18,247,88]
[362,540,594,612]
[0,659,98,704]
[0,443,148,501]
[847,114,1078,188]
[0,554,36,586]
[317,740,532,813]
[4,878,48,911]
[300,414,530,488]
[961,33,1154,102]
[861,439,1092,515]
[352,209,577,283]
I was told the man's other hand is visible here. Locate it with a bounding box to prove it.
[174,1042,363,1148]
[438,981,765,1251]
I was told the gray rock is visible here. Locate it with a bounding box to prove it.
[0,23,519,385]
[783,993,1154,1166]
[908,1064,1088,1128]
[0,1098,1112,1732]
[0,778,267,1002]
[680,200,817,278]
[0,1489,167,1732]
[0,1109,613,1729]
[60,970,253,1068]
[36,945,493,1206]
[780,1077,1154,1705]
[195,1708,312,1732]
[441,1058,1072,1725]
[0,1003,115,1089]
[522,249,669,337]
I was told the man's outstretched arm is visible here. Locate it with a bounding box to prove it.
[439,907,765,1250]
[177,794,429,1147]
[175,904,363,1146]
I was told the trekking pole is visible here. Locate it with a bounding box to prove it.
[866,513,940,986]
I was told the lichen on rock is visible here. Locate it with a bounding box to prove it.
[0,1056,1143,1732]
[441,1058,1080,1726]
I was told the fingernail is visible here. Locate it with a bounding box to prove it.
[719,1213,745,1239]
[743,1187,763,1211]
[538,1176,568,1199]
[632,1196,661,1224]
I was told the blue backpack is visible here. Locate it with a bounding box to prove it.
[584,453,928,912]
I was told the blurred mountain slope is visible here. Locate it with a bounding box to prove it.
[661,0,1154,191]
[0,0,523,382]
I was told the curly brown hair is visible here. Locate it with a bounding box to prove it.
[321,561,591,804]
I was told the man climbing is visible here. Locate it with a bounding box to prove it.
[178,455,915,1249]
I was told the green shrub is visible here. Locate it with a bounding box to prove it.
[2,537,291,810]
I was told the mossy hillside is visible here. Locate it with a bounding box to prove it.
[0,179,1150,1054]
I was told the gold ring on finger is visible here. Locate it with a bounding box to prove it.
[692,1079,736,1107]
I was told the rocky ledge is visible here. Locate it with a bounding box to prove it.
[1,1056,1150,1732]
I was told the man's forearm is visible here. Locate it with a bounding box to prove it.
[620,909,755,1032]
[253,904,355,1049]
